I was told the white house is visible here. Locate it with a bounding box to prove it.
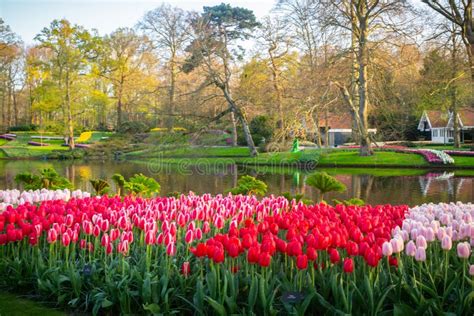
[317,112,376,147]
[417,110,474,144]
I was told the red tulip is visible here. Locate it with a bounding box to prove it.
[248,246,260,264]
[389,256,398,267]
[329,249,340,264]
[346,241,359,256]
[296,254,308,270]
[192,243,208,258]
[306,247,318,261]
[258,252,271,267]
[213,247,225,263]
[343,257,354,273]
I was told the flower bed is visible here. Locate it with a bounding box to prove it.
[28,141,49,147]
[0,134,15,141]
[0,195,471,315]
[335,145,455,165]
[444,150,474,157]
[0,189,90,211]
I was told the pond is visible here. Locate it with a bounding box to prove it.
[0,159,472,207]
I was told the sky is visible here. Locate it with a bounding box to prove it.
[0,0,277,44]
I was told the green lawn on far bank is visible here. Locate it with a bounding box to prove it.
[128,147,474,169]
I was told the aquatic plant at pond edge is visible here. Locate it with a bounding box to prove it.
[305,172,347,203]
[229,175,268,196]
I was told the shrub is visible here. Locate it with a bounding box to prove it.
[229,175,267,196]
[8,124,38,132]
[90,179,110,195]
[124,173,161,198]
[14,167,73,190]
[238,115,275,146]
[306,172,346,203]
[117,121,149,134]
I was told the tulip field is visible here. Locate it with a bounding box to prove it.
[0,189,473,315]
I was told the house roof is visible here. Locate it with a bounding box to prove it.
[318,112,353,129]
[421,109,474,130]
[458,109,474,127]
[425,110,450,128]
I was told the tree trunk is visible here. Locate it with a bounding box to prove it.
[350,4,360,145]
[116,83,123,129]
[357,16,373,156]
[313,111,322,148]
[269,48,284,130]
[66,73,75,150]
[452,30,461,148]
[221,85,257,156]
[230,111,238,146]
[167,54,176,130]
[469,42,474,82]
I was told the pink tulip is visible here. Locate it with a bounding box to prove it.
[382,242,393,256]
[405,240,416,257]
[415,247,426,262]
[92,225,100,237]
[416,235,427,249]
[166,243,176,256]
[65,214,74,227]
[47,228,58,244]
[101,233,109,247]
[441,235,452,251]
[185,230,194,244]
[118,240,129,255]
[457,242,471,259]
[195,227,202,240]
[469,265,474,276]
[437,228,446,241]
[145,231,155,245]
[61,232,71,247]
[390,237,404,253]
[82,220,93,235]
[106,243,113,255]
[203,221,210,234]
[80,239,87,249]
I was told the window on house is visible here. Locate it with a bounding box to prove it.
[433,129,438,137]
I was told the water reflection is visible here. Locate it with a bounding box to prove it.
[0,160,472,207]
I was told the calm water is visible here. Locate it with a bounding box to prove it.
[0,160,472,207]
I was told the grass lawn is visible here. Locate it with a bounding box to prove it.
[317,151,429,167]
[0,292,65,316]
[130,148,438,169]
[452,156,474,167]
[126,146,251,158]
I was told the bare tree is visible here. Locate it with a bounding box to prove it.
[139,4,190,130]
[325,0,410,156]
[422,0,474,85]
[256,16,292,134]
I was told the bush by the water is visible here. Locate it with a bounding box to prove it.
[8,124,38,132]
[238,115,275,146]
[117,121,150,134]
